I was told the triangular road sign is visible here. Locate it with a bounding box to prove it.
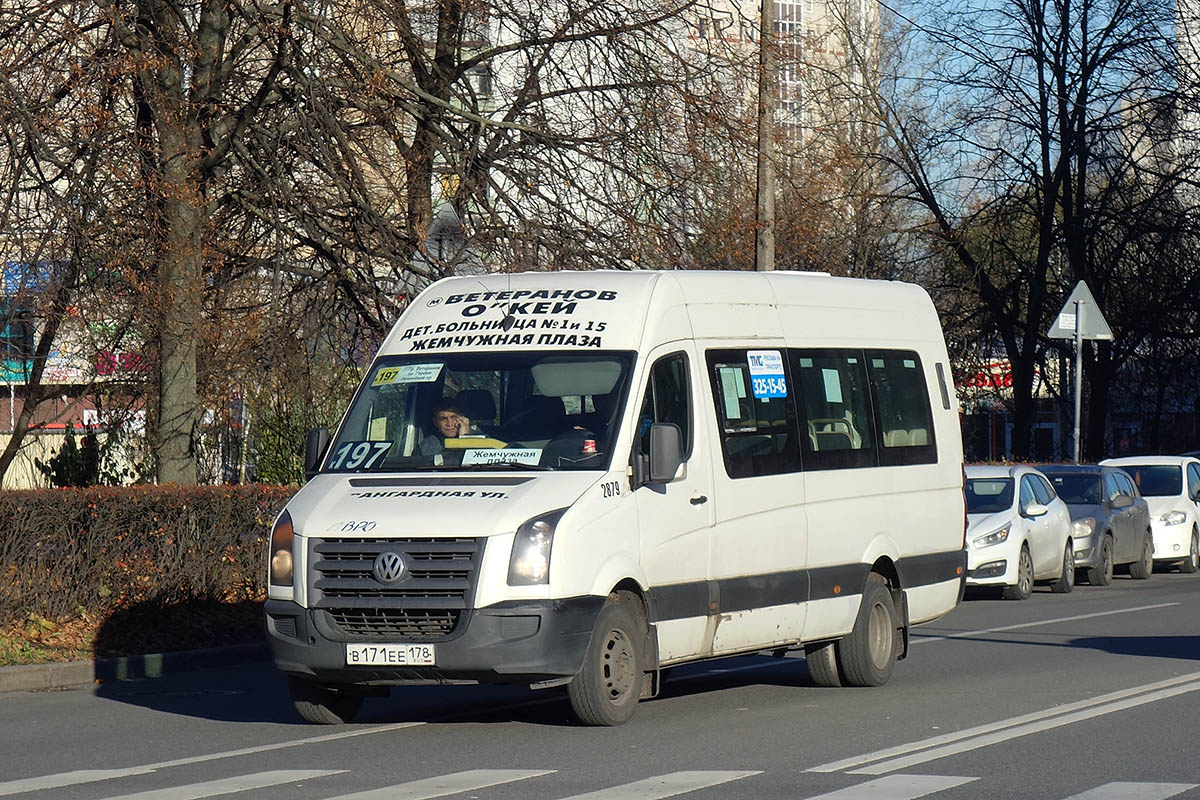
[1047,280,1114,340]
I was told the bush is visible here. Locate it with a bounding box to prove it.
[0,485,295,628]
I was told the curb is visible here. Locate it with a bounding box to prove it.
[0,642,270,694]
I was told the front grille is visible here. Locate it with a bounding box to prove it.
[310,537,483,641]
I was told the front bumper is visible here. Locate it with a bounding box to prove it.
[1150,520,1193,561]
[965,542,1018,587]
[266,596,605,686]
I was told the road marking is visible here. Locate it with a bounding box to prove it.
[96,769,342,800]
[911,603,1181,644]
[808,671,1200,774]
[1061,783,1199,800]
[322,769,555,800]
[552,770,761,799]
[0,722,423,795]
[802,774,977,799]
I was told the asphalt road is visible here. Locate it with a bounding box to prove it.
[2,571,1199,800]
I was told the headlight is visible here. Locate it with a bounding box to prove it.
[973,526,1010,548]
[1160,511,1187,526]
[508,509,567,586]
[269,511,294,587]
[1072,518,1096,538]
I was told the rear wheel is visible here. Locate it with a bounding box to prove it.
[1179,530,1199,574]
[804,641,842,687]
[288,677,364,725]
[1050,542,1075,593]
[1002,546,1034,601]
[1086,535,1114,586]
[836,574,899,687]
[1129,533,1154,580]
[568,594,644,726]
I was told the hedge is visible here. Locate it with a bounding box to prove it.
[0,485,296,627]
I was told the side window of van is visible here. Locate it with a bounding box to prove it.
[866,350,937,466]
[791,349,875,470]
[636,352,691,457]
[706,349,801,479]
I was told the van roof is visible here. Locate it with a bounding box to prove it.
[380,270,941,357]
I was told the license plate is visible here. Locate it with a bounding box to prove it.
[345,643,436,666]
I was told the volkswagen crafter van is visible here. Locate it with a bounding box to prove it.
[266,270,967,725]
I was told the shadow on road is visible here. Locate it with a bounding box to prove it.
[91,651,823,727]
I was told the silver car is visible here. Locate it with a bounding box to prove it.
[1038,465,1153,585]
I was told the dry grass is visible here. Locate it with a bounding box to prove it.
[0,600,265,666]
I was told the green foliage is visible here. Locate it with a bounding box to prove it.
[0,485,295,628]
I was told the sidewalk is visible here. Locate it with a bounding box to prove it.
[0,642,269,694]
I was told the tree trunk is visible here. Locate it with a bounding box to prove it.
[152,122,204,485]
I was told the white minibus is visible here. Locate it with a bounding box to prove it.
[266,270,967,725]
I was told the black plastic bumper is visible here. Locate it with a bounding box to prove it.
[265,595,605,686]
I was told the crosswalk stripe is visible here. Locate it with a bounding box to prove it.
[0,723,423,796]
[552,770,761,800]
[322,769,555,800]
[96,769,343,800]
[1061,782,1199,800]
[0,769,158,797]
[801,775,977,799]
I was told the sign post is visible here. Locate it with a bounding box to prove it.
[1047,281,1113,463]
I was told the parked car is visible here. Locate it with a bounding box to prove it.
[964,464,1075,599]
[1038,464,1153,585]
[1100,456,1200,572]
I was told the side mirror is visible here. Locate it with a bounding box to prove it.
[304,427,330,481]
[1112,493,1133,509]
[648,423,685,483]
[1023,502,1048,518]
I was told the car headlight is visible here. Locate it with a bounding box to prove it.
[508,509,568,586]
[269,510,294,587]
[1160,511,1187,526]
[1072,518,1096,538]
[973,526,1010,548]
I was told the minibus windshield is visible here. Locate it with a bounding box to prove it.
[324,351,635,472]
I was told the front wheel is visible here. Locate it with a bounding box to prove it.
[1002,546,1034,601]
[1179,530,1199,574]
[836,574,899,687]
[1129,533,1154,580]
[1050,541,1075,593]
[1086,535,1114,586]
[288,677,363,725]
[568,594,644,726]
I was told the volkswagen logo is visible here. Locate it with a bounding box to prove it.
[373,551,407,584]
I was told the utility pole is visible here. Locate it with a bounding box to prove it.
[755,0,776,271]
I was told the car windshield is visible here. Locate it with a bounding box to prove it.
[966,478,1014,514]
[1045,474,1102,505]
[1120,465,1182,497]
[323,351,635,472]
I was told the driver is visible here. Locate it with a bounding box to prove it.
[420,398,476,456]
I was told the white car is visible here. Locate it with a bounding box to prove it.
[964,465,1075,599]
[1100,456,1200,572]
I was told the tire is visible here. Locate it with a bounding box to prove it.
[1002,545,1034,601]
[1086,535,1114,586]
[836,574,899,687]
[1129,533,1154,580]
[288,677,363,725]
[568,594,644,726]
[1179,530,1199,574]
[804,641,842,687]
[1050,541,1075,593]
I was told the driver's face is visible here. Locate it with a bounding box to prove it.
[435,411,460,437]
